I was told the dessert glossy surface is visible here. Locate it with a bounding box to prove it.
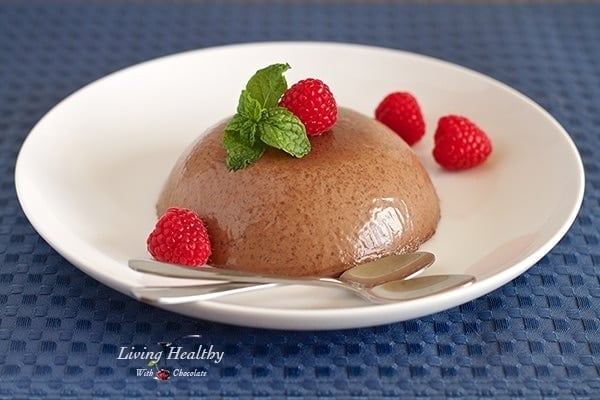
[157,107,440,277]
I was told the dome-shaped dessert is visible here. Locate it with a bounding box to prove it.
[157,107,440,277]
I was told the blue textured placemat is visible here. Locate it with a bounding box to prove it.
[1,1,599,398]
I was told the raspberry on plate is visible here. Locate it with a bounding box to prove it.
[432,115,492,170]
[375,92,425,146]
[147,207,212,266]
[279,78,337,136]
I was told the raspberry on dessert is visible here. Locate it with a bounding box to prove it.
[147,207,212,266]
[432,115,492,170]
[279,78,337,136]
[375,92,425,146]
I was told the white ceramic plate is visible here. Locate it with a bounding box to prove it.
[15,42,584,330]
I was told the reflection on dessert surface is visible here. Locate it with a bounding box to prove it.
[157,107,440,277]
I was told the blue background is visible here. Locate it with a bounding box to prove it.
[1,1,599,398]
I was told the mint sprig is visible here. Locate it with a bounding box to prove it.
[259,108,310,157]
[223,63,310,171]
[245,63,290,109]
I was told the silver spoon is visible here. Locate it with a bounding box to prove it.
[128,252,434,305]
[131,274,475,305]
[128,253,475,304]
[129,252,435,287]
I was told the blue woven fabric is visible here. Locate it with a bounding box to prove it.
[1,1,599,398]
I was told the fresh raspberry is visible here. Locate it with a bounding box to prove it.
[375,92,425,146]
[432,115,492,170]
[147,207,211,266]
[279,78,337,136]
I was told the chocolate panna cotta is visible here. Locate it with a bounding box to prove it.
[157,107,441,277]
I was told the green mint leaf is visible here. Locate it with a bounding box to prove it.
[237,90,263,122]
[245,63,290,109]
[225,113,258,145]
[258,107,310,158]
[147,360,158,368]
[223,129,267,171]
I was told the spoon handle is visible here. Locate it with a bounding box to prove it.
[128,258,337,285]
[131,283,278,305]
